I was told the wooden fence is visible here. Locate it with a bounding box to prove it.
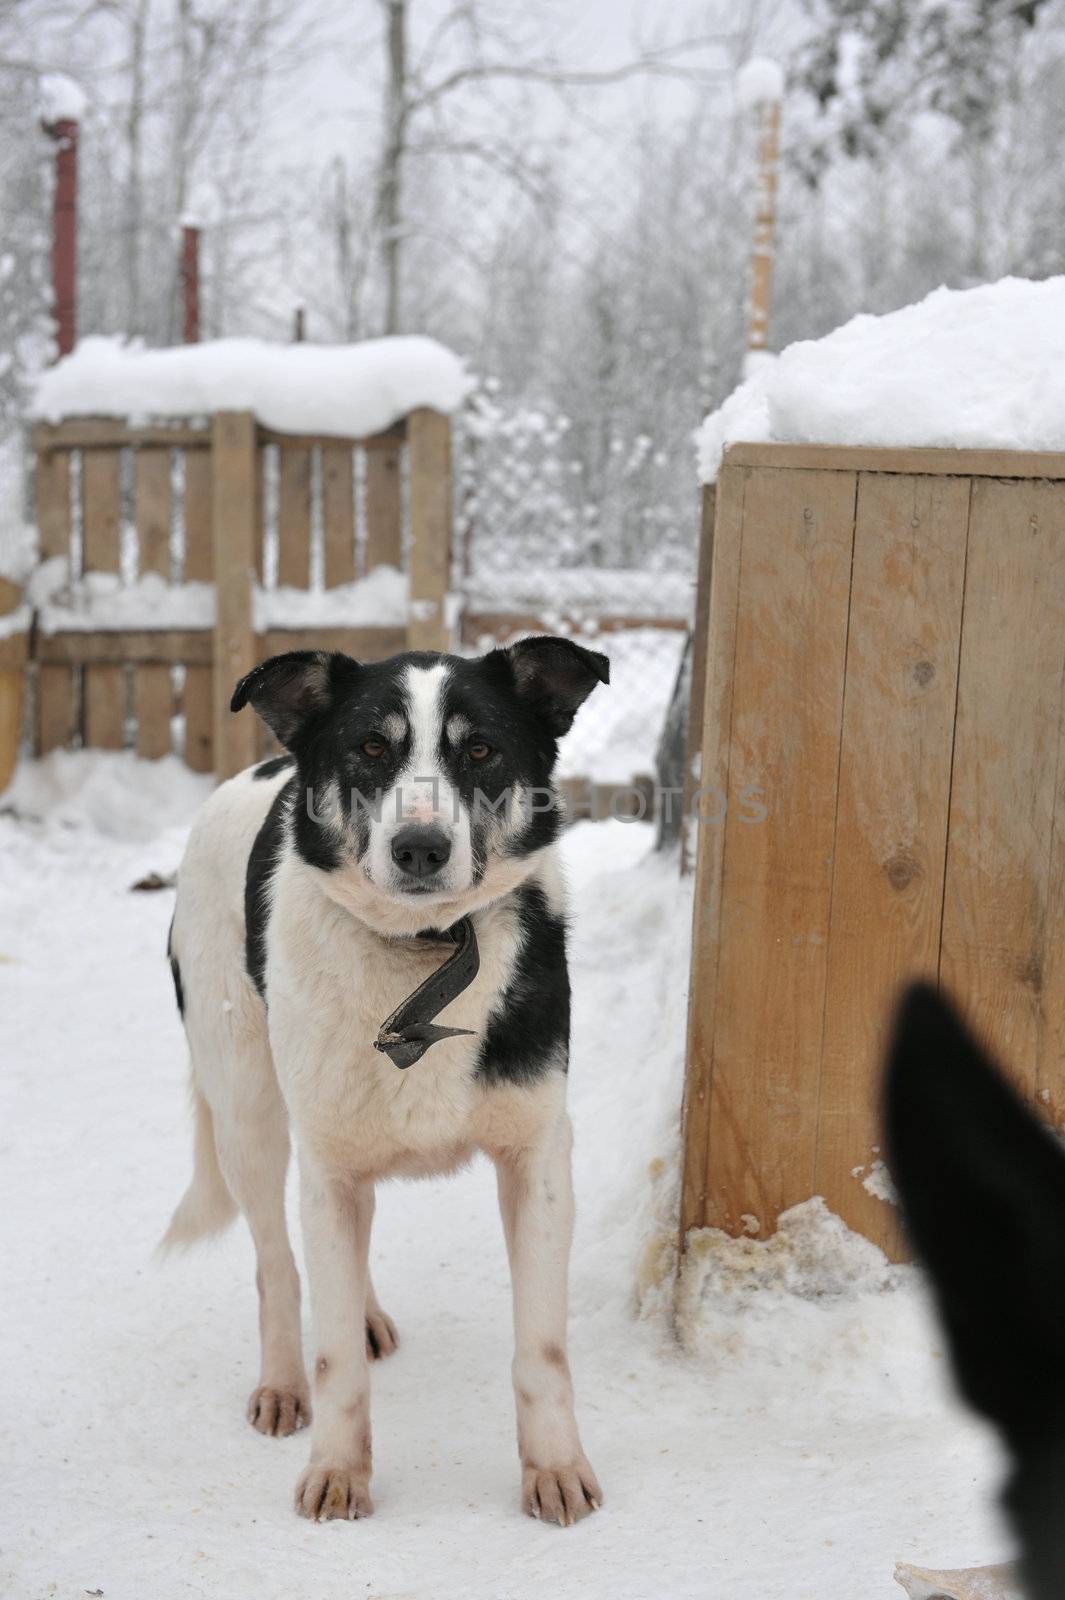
[681,441,1065,1263]
[30,408,451,778]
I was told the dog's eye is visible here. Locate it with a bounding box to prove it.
[362,738,387,758]
[468,741,492,761]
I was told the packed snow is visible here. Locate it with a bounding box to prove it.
[697,275,1065,482]
[39,71,87,124]
[32,335,473,438]
[0,752,1011,1599]
[25,559,408,634]
[735,56,785,109]
[464,566,694,624]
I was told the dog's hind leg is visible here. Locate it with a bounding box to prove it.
[207,1050,310,1439]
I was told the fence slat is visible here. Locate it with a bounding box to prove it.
[182,448,213,772]
[680,466,747,1241]
[941,477,1065,1103]
[82,448,125,749]
[693,467,857,1239]
[407,409,451,651]
[212,413,259,780]
[322,444,355,587]
[365,445,402,572]
[35,449,75,752]
[277,445,312,589]
[134,448,173,758]
[813,473,970,1260]
[680,484,716,875]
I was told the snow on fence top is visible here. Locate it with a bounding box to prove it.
[697,275,1065,483]
[32,334,473,438]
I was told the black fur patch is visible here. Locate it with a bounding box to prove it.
[245,778,295,997]
[253,754,295,780]
[166,916,185,1016]
[476,883,569,1086]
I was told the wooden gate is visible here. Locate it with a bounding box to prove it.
[30,408,451,778]
[681,442,1065,1262]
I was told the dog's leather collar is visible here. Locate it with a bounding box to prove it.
[374,915,480,1069]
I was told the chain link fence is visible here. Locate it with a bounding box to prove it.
[455,386,698,788]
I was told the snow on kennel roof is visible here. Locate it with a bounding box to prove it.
[697,276,1065,483]
[32,334,473,437]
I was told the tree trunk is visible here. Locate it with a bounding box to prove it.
[125,0,151,338]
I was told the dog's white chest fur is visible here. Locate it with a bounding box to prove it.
[265,853,525,1178]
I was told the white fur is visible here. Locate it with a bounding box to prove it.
[165,755,600,1525]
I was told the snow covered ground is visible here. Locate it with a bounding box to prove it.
[0,755,1009,1600]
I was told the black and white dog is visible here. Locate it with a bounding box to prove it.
[163,637,608,1525]
[886,984,1065,1600]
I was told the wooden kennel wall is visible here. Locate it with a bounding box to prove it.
[31,408,452,779]
[681,441,1065,1262]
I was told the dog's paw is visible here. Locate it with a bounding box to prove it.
[295,1465,374,1521]
[522,1458,602,1527]
[247,1384,310,1438]
[365,1307,399,1360]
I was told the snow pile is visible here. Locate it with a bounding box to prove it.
[697,275,1065,482]
[32,334,473,437]
[735,56,785,109]
[27,558,407,634]
[39,72,87,124]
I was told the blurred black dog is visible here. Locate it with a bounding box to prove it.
[885,983,1065,1600]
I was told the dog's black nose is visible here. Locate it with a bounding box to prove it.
[391,824,452,879]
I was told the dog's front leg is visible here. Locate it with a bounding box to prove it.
[494,1111,602,1526]
[294,1156,375,1520]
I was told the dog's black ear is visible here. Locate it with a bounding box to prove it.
[230,650,359,749]
[884,981,1065,1450]
[501,635,610,737]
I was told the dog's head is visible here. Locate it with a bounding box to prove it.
[885,983,1065,1600]
[232,639,608,933]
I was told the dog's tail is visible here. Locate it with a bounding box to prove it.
[158,1082,238,1252]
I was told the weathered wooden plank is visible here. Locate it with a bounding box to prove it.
[258,625,407,660]
[679,463,748,1243]
[181,447,214,773]
[212,413,260,779]
[277,445,312,589]
[723,441,1065,480]
[34,446,74,752]
[941,476,1065,1102]
[407,409,452,651]
[680,485,716,876]
[364,444,402,573]
[696,467,858,1240]
[33,420,211,451]
[459,612,689,646]
[322,444,356,588]
[134,448,172,758]
[257,426,404,451]
[37,629,212,665]
[814,473,970,1260]
[82,448,125,749]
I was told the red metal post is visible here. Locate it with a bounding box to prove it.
[49,119,78,358]
[181,223,201,343]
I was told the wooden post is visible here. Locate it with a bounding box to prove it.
[211,412,259,779]
[46,118,78,357]
[746,97,781,359]
[35,446,76,752]
[0,578,26,792]
[407,408,452,652]
[181,223,200,344]
[134,448,173,757]
[81,449,125,749]
[679,484,716,876]
[182,447,214,771]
